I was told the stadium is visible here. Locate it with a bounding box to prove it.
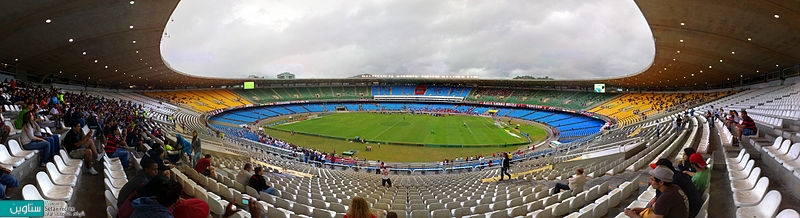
[0,0,799,218]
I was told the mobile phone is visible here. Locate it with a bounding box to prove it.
[241,197,249,205]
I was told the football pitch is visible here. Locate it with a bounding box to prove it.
[273,113,530,146]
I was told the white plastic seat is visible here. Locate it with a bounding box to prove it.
[105,190,118,210]
[59,149,84,167]
[104,168,126,179]
[103,160,124,171]
[776,209,799,218]
[767,140,793,158]
[727,153,751,171]
[729,161,756,180]
[732,177,769,206]
[731,168,761,191]
[208,198,229,216]
[0,145,24,167]
[53,155,81,175]
[45,163,77,186]
[105,178,122,198]
[776,143,800,164]
[7,140,35,159]
[765,139,791,157]
[726,149,746,165]
[107,206,117,218]
[735,190,781,217]
[36,172,74,201]
[21,184,68,208]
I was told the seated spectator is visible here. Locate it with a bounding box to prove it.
[684,153,710,193]
[624,166,689,218]
[20,111,57,166]
[194,154,215,178]
[142,145,167,171]
[236,163,253,186]
[0,110,9,144]
[118,159,160,209]
[676,148,696,174]
[345,196,376,218]
[249,167,276,195]
[172,198,210,218]
[653,158,702,218]
[0,166,19,200]
[105,128,131,169]
[736,110,757,143]
[553,168,585,195]
[129,176,182,218]
[63,122,99,175]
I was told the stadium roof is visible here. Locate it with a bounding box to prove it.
[0,0,798,90]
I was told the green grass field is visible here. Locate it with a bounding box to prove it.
[263,113,548,162]
[274,113,530,146]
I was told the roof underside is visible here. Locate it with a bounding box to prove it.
[0,0,798,90]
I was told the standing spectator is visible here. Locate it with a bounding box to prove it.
[248,167,275,195]
[191,130,202,168]
[20,111,57,167]
[624,166,689,218]
[175,133,192,164]
[236,163,253,186]
[381,167,392,188]
[344,196,377,218]
[553,168,586,195]
[63,122,99,175]
[499,152,511,181]
[0,165,19,200]
[194,154,215,178]
[684,153,710,193]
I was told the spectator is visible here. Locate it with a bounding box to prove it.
[191,130,202,168]
[105,128,131,169]
[736,110,757,144]
[221,198,262,218]
[345,196,376,218]
[654,159,702,217]
[684,153,710,193]
[381,167,392,188]
[175,133,192,164]
[118,159,160,209]
[676,148,696,174]
[63,122,99,175]
[129,176,183,218]
[194,154,215,178]
[236,163,253,186]
[553,168,586,195]
[386,211,398,218]
[0,109,9,144]
[499,152,511,181]
[172,198,210,218]
[20,111,57,167]
[0,165,19,200]
[624,166,689,218]
[248,167,276,195]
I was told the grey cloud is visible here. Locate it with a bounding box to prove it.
[161,0,654,79]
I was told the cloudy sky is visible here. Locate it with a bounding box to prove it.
[161,0,654,79]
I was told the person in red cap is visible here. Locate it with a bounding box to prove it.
[683,153,709,193]
[172,198,209,218]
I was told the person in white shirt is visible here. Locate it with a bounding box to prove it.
[553,168,586,195]
[236,163,253,186]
